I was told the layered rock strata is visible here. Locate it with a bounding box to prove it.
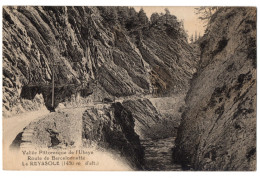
[173,7,256,171]
[3,6,196,116]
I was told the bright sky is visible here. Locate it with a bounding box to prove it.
[134,6,206,38]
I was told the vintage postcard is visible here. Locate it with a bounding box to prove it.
[2,6,256,171]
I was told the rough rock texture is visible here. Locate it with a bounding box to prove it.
[149,95,186,136]
[3,6,196,116]
[139,27,197,96]
[122,98,181,139]
[11,103,144,169]
[10,108,84,149]
[122,99,161,139]
[82,102,144,169]
[173,7,256,171]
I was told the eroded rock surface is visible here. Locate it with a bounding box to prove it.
[122,98,181,139]
[3,6,196,116]
[11,108,85,149]
[173,7,256,171]
[82,102,144,169]
[11,103,144,169]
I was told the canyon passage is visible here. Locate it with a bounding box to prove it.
[2,6,256,171]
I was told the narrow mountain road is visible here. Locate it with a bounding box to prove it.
[3,97,183,170]
[3,107,50,170]
[3,102,111,150]
[2,107,49,150]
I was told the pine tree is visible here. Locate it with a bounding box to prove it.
[98,7,118,23]
[190,34,194,43]
[165,8,170,25]
[138,8,148,26]
[117,7,129,26]
[195,7,219,25]
[195,31,198,41]
[150,13,160,25]
[126,7,139,30]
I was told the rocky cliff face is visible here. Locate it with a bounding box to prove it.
[122,98,182,139]
[82,102,144,169]
[173,7,256,171]
[3,6,196,117]
[122,99,161,139]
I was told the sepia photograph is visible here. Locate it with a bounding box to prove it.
[1,3,256,172]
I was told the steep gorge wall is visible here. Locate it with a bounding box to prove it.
[122,98,181,139]
[173,7,256,171]
[122,99,161,139]
[139,27,197,95]
[82,102,144,169]
[3,6,196,117]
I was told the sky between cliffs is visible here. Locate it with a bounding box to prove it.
[134,6,206,38]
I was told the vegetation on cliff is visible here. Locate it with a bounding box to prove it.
[173,7,256,171]
[3,6,196,116]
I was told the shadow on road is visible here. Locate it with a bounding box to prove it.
[9,132,23,150]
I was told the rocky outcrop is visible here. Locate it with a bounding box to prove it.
[173,7,256,171]
[122,99,161,139]
[122,98,181,139]
[82,102,144,169]
[11,103,144,169]
[10,108,85,149]
[3,6,196,116]
[139,27,197,96]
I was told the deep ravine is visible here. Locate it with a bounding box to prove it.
[3,6,256,171]
[141,137,183,171]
